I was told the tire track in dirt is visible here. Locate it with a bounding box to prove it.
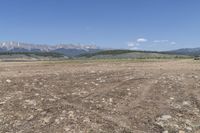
[60,100,146,133]
[59,76,156,132]
[125,78,155,108]
[81,77,149,100]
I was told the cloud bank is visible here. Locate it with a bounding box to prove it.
[127,37,177,50]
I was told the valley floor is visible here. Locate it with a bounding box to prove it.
[0,59,200,133]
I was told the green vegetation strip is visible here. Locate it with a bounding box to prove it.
[0,52,64,57]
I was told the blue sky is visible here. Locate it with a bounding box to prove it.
[0,0,200,51]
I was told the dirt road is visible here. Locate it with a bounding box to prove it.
[0,59,200,133]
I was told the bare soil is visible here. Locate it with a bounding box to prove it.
[1,59,200,133]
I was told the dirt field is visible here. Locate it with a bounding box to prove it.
[1,59,200,133]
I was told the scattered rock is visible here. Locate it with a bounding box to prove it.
[90,71,95,73]
[182,101,191,106]
[64,126,71,132]
[1,60,200,133]
[179,130,185,133]
[55,118,60,124]
[6,79,11,83]
[68,111,75,119]
[35,93,39,96]
[41,116,51,124]
[192,75,198,79]
[0,102,5,105]
[49,98,56,102]
[109,98,113,103]
[186,127,192,131]
[27,115,34,121]
[158,115,172,121]
[83,117,90,123]
[25,99,37,106]
[170,97,174,100]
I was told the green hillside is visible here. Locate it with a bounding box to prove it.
[79,50,191,59]
[0,52,64,58]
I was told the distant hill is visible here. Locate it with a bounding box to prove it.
[0,52,65,61]
[164,48,200,56]
[79,50,190,59]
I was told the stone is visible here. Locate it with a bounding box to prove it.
[64,126,70,131]
[183,101,191,106]
[27,115,34,121]
[109,98,113,103]
[25,99,37,106]
[55,118,60,124]
[170,97,174,100]
[179,130,185,133]
[68,111,75,119]
[186,127,192,131]
[159,115,172,121]
[42,116,51,124]
[83,117,90,123]
[162,131,168,133]
[6,79,11,83]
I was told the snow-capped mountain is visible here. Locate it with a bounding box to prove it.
[0,41,100,56]
[0,41,98,51]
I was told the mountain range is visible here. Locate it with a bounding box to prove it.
[0,41,100,57]
[0,41,200,57]
[164,48,200,56]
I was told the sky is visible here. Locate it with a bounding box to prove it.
[0,0,200,51]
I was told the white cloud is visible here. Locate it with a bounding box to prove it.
[137,38,148,43]
[127,42,140,50]
[153,40,177,45]
[131,47,139,50]
[127,37,147,50]
[171,41,176,45]
[153,40,169,43]
[127,43,134,47]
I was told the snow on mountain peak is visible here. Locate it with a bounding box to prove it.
[0,41,98,51]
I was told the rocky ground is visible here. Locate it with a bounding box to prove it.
[1,59,200,133]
